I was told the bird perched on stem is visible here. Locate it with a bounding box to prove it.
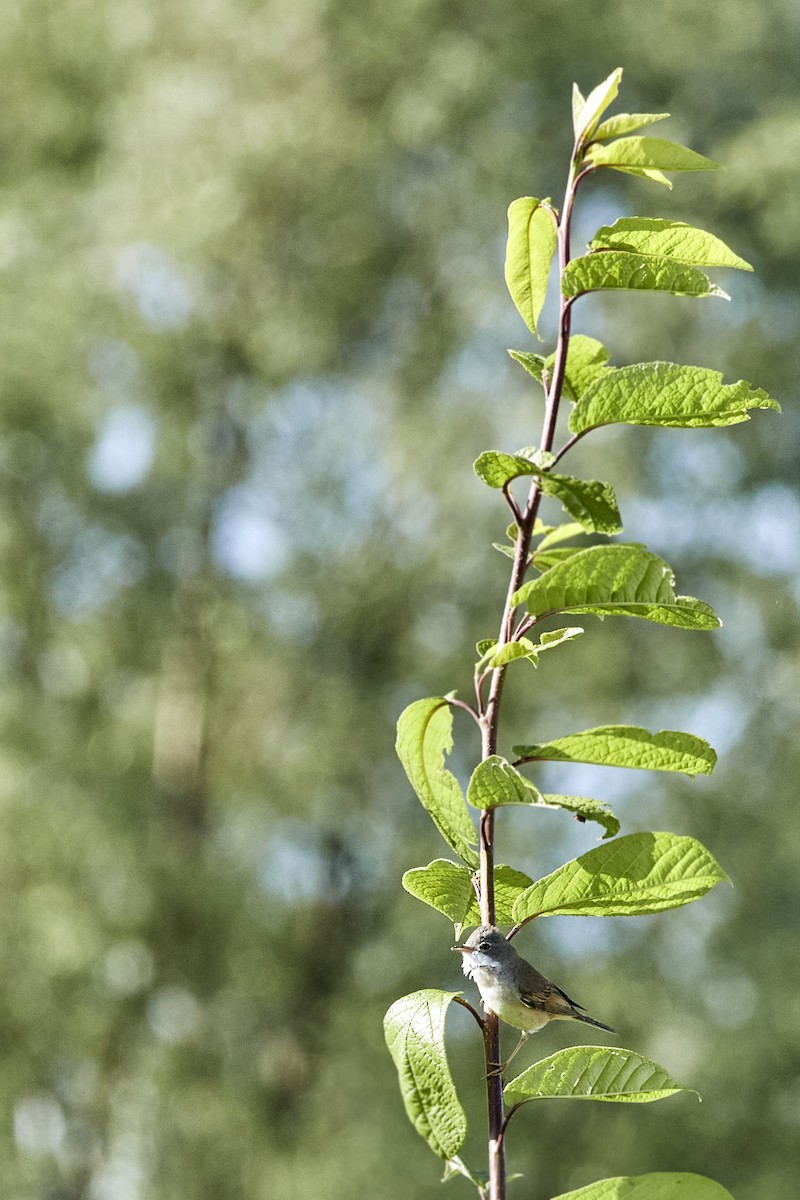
[453,924,614,1073]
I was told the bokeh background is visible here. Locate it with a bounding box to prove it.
[0,1,798,1198]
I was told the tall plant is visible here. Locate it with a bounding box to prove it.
[383,69,777,1200]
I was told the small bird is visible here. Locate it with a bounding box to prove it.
[453,925,613,1072]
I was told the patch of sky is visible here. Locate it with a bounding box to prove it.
[624,481,800,577]
[115,243,193,330]
[211,484,287,582]
[259,821,350,904]
[50,527,147,618]
[232,376,389,562]
[88,405,156,492]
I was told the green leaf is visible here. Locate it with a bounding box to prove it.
[551,1173,734,1200]
[511,831,729,920]
[538,473,622,535]
[536,523,586,551]
[569,362,780,434]
[546,335,612,401]
[593,112,670,140]
[508,349,546,384]
[590,218,752,271]
[563,252,728,302]
[492,542,517,560]
[513,725,716,777]
[505,198,558,339]
[572,83,587,137]
[574,68,623,143]
[606,165,674,190]
[511,544,721,632]
[586,136,719,173]
[384,990,467,1159]
[532,545,588,571]
[396,699,479,867]
[541,794,620,839]
[402,859,533,931]
[532,626,585,652]
[486,639,539,668]
[402,860,476,932]
[504,1045,695,1106]
[473,447,553,490]
[467,756,544,809]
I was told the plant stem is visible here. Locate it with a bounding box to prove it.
[478,142,585,1200]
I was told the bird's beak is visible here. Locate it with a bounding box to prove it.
[451,945,471,954]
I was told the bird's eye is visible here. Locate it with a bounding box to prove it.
[478,940,492,952]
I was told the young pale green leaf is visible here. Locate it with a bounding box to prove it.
[541,794,620,839]
[586,136,719,172]
[569,362,780,434]
[590,218,752,271]
[551,1173,734,1200]
[473,447,553,490]
[532,545,591,571]
[513,725,716,777]
[487,639,539,669]
[492,542,516,560]
[607,165,673,189]
[508,349,546,384]
[402,860,476,930]
[545,335,612,401]
[533,626,585,652]
[511,831,729,921]
[538,473,622,535]
[384,990,467,1159]
[467,756,544,810]
[505,198,558,338]
[402,859,533,933]
[574,68,623,143]
[536,523,586,551]
[504,1045,695,1107]
[593,112,670,140]
[396,698,479,867]
[511,544,721,632]
[563,252,728,302]
[572,83,586,137]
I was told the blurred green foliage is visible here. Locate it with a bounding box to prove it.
[0,1,797,1198]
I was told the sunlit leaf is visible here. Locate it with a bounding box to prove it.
[473,447,553,489]
[563,252,728,302]
[511,831,729,920]
[486,639,539,668]
[551,1173,734,1200]
[546,335,613,401]
[402,859,533,932]
[513,725,716,777]
[569,362,780,434]
[593,112,670,140]
[396,699,479,867]
[538,473,622,534]
[511,544,720,631]
[467,756,544,809]
[590,218,752,270]
[509,349,547,384]
[574,68,623,143]
[608,165,673,189]
[540,794,620,839]
[384,990,467,1159]
[586,136,719,172]
[535,523,586,551]
[504,1045,696,1106]
[505,198,558,338]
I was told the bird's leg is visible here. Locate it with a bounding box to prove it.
[484,1031,528,1078]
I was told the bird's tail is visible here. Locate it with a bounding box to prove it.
[572,1010,614,1033]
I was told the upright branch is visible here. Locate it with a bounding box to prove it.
[386,66,775,1200]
